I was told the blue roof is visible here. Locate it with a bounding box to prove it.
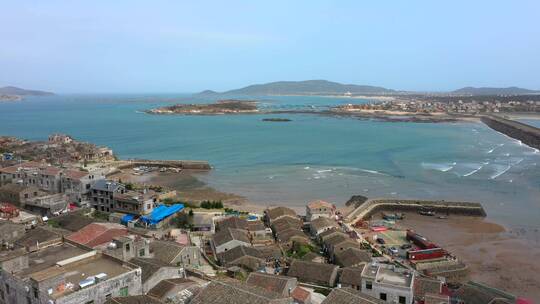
[121,214,135,224]
[140,204,184,225]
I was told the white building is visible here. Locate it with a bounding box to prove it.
[361,263,415,304]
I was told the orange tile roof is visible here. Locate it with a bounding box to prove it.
[66,222,127,248]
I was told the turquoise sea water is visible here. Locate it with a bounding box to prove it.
[1,95,539,230]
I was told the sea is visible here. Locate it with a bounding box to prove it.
[1,94,539,232]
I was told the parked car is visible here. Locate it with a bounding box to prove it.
[401,243,412,249]
[377,238,386,244]
[389,247,399,254]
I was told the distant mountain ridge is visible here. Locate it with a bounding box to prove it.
[452,86,538,95]
[0,86,54,96]
[199,80,395,96]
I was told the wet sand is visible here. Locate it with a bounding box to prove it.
[109,170,246,204]
[396,213,540,299]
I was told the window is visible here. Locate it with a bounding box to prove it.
[27,296,32,304]
[0,289,4,300]
[399,296,406,304]
[365,281,372,290]
[34,287,39,298]
[119,287,128,297]
[139,249,145,257]
[5,283,10,294]
[380,293,387,301]
[105,294,112,300]
[125,243,131,252]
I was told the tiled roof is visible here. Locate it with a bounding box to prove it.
[275,228,309,244]
[320,230,347,242]
[453,282,515,304]
[266,207,297,222]
[414,277,443,298]
[147,278,196,299]
[271,217,302,233]
[246,272,297,296]
[307,200,334,210]
[212,228,250,247]
[0,161,43,174]
[149,240,185,264]
[66,222,127,247]
[217,245,263,267]
[286,260,339,286]
[339,266,365,286]
[217,217,248,231]
[190,279,291,304]
[321,288,383,304]
[105,295,164,304]
[335,248,371,267]
[49,213,96,232]
[323,234,350,247]
[130,257,171,283]
[310,217,338,231]
[62,169,89,180]
[291,287,310,303]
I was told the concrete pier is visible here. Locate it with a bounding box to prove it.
[345,198,486,223]
[481,115,540,150]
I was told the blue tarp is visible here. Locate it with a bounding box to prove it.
[121,214,135,224]
[140,204,184,225]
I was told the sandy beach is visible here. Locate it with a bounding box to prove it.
[396,213,540,299]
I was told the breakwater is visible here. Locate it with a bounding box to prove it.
[345,198,486,223]
[481,115,540,150]
[118,159,211,170]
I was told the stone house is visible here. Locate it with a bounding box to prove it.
[0,184,41,206]
[286,260,339,287]
[309,216,338,236]
[246,272,298,298]
[129,257,185,294]
[211,228,251,255]
[149,240,202,268]
[306,200,335,222]
[113,190,157,216]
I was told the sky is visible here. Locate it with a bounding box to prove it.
[1,1,539,93]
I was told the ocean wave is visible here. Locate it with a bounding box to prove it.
[462,165,484,177]
[490,165,511,179]
[487,148,495,154]
[422,162,456,172]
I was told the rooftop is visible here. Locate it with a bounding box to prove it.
[149,240,186,264]
[246,272,297,296]
[190,279,291,304]
[12,242,135,299]
[362,264,414,288]
[66,222,128,247]
[322,287,383,304]
[266,206,297,222]
[213,228,250,247]
[307,200,334,210]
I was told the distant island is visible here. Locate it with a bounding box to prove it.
[451,86,539,95]
[147,99,259,115]
[197,80,540,97]
[0,86,54,101]
[197,80,395,96]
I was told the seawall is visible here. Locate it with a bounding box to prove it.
[118,159,211,170]
[481,115,540,150]
[345,198,486,223]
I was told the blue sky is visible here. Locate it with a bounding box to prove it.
[1,1,539,93]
